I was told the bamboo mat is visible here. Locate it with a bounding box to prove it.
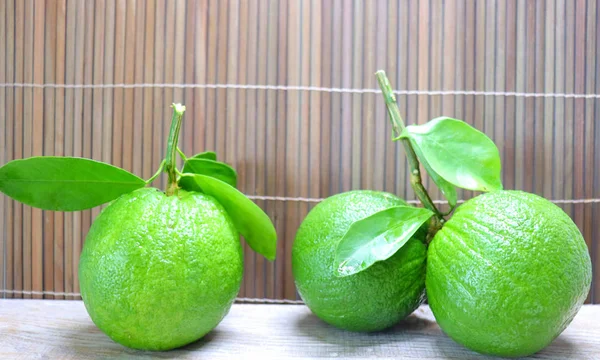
[1,0,599,303]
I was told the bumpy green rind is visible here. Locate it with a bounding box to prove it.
[427,190,592,358]
[292,190,427,332]
[79,188,243,351]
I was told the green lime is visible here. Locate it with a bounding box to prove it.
[292,190,427,332]
[79,188,243,351]
[427,190,592,357]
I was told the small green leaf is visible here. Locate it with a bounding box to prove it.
[400,117,503,192]
[411,143,457,207]
[179,173,277,261]
[335,206,434,277]
[182,158,237,188]
[191,151,217,161]
[0,157,146,211]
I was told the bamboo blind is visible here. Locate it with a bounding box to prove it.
[1,0,599,303]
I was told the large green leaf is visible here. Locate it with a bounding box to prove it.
[191,151,217,161]
[179,173,277,261]
[0,157,146,211]
[334,205,434,277]
[182,158,237,188]
[400,117,503,192]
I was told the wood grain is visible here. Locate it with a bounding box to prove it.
[0,301,599,359]
[1,0,599,303]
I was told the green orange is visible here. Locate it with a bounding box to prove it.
[79,188,243,351]
[292,190,427,332]
[427,190,592,357]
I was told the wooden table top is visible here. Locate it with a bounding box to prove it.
[0,300,598,359]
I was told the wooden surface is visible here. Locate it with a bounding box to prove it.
[2,0,600,302]
[0,301,599,359]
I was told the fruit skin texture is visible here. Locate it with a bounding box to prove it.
[79,188,243,351]
[292,190,427,332]
[427,190,592,358]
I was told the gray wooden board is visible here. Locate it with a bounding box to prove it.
[0,300,598,359]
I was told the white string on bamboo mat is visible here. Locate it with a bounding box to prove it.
[247,195,600,205]
[2,83,600,99]
[0,289,305,304]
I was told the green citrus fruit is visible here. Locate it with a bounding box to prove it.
[292,190,427,332]
[427,190,592,357]
[79,187,243,351]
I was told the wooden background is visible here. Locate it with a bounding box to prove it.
[0,0,599,303]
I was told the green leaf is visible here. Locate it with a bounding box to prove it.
[400,117,503,192]
[182,158,237,188]
[410,143,457,207]
[179,173,277,261]
[335,206,434,277]
[0,157,146,211]
[191,151,217,161]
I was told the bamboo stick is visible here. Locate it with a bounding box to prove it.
[4,0,16,299]
[142,0,155,180]
[41,0,56,300]
[63,0,76,300]
[22,0,34,300]
[244,0,259,298]
[53,0,67,300]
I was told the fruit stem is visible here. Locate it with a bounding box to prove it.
[375,70,442,219]
[426,217,444,245]
[165,103,186,196]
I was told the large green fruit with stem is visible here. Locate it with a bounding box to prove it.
[0,103,277,351]
[426,190,592,357]
[79,188,243,351]
[361,71,593,356]
[293,190,428,332]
